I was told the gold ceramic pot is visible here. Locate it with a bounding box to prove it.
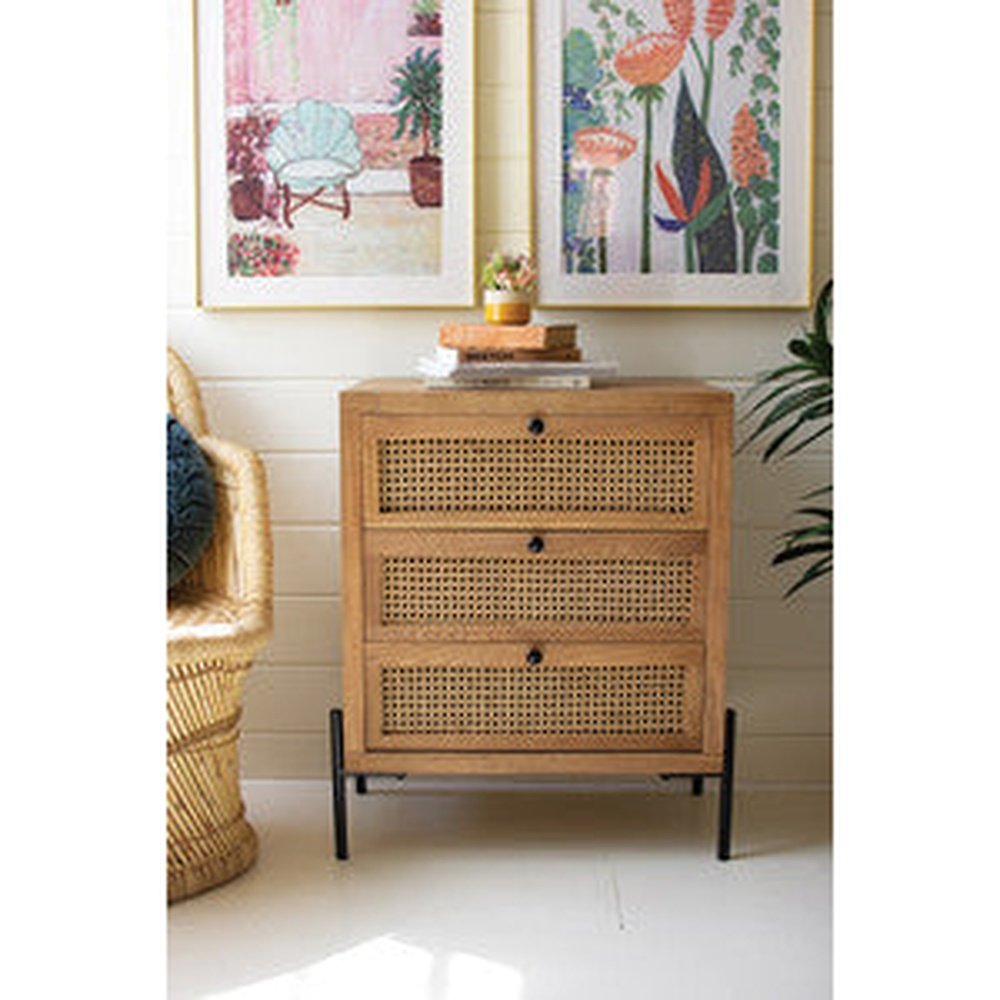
[484,289,531,325]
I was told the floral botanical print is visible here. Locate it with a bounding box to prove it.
[562,0,782,276]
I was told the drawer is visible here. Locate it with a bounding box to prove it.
[365,530,707,642]
[362,413,710,530]
[365,642,704,752]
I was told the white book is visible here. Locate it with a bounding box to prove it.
[423,375,593,390]
[450,361,616,379]
[416,346,618,382]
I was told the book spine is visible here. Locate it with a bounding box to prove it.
[459,348,582,363]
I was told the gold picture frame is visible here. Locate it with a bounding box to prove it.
[529,0,815,309]
[193,0,476,309]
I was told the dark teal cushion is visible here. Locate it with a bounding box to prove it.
[167,415,216,589]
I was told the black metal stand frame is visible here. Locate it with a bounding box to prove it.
[329,707,737,862]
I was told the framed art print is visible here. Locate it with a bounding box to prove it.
[196,1,474,308]
[533,0,814,308]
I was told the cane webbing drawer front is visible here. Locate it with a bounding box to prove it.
[366,644,704,751]
[362,414,710,529]
[365,530,707,642]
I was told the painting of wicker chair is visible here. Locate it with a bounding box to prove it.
[167,347,273,903]
[265,98,364,229]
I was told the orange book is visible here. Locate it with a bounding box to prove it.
[439,323,577,350]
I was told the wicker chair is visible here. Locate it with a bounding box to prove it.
[167,347,273,903]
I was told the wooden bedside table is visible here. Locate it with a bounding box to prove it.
[330,378,736,859]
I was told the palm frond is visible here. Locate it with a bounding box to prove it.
[744,372,825,419]
[773,541,832,565]
[747,361,822,386]
[771,493,833,597]
[777,421,833,459]
[747,381,832,442]
[761,397,832,462]
[742,279,833,599]
[802,485,832,500]
[783,555,832,598]
[791,506,833,521]
[739,278,833,462]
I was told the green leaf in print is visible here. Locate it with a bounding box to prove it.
[625,9,645,32]
[729,44,745,77]
[686,186,732,238]
[565,28,603,92]
[757,252,778,273]
[562,29,606,270]
[756,36,780,71]
[750,176,779,200]
[736,201,758,238]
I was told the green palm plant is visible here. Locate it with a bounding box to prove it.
[390,47,442,158]
[741,279,833,598]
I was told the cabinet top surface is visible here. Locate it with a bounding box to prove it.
[343,378,732,412]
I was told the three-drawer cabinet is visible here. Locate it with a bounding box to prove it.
[330,378,736,858]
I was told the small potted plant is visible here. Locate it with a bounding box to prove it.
[481,252,537,325]
[226,110,280,222]
[390,47,442,208]
[408,0,442,37]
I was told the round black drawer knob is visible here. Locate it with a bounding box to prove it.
[527,417,545,436]
[527,535,545,553]
[526,647,543,665]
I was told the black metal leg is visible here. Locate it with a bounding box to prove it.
[329,708,348,860]
[692,776,704,797]
[717,708,737,861]
[355,775,368,795]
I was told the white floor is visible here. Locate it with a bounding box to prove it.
[168,780,831,1000]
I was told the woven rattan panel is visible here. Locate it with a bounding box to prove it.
[376,437,699,514]
[381,555,697,626]
[379,663,688,738]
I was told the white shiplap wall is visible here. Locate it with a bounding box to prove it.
[168,0,834,786]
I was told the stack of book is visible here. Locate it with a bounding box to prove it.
[418,323,618,389]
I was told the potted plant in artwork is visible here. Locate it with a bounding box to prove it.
[390,47,443,208]
[481,252,537,325]
[226,110,280,222]
[408,0,442,37]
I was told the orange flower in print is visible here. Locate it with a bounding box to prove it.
[613,30,686,274]
[614,32,686,87]
[574,126,638,169]
[661,0,695,41]
[654,157,713,231]
[731,104,770,188]
[705,0,737,40]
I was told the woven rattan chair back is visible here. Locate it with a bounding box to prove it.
[167,347,272,903]
[168,346,209,436]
